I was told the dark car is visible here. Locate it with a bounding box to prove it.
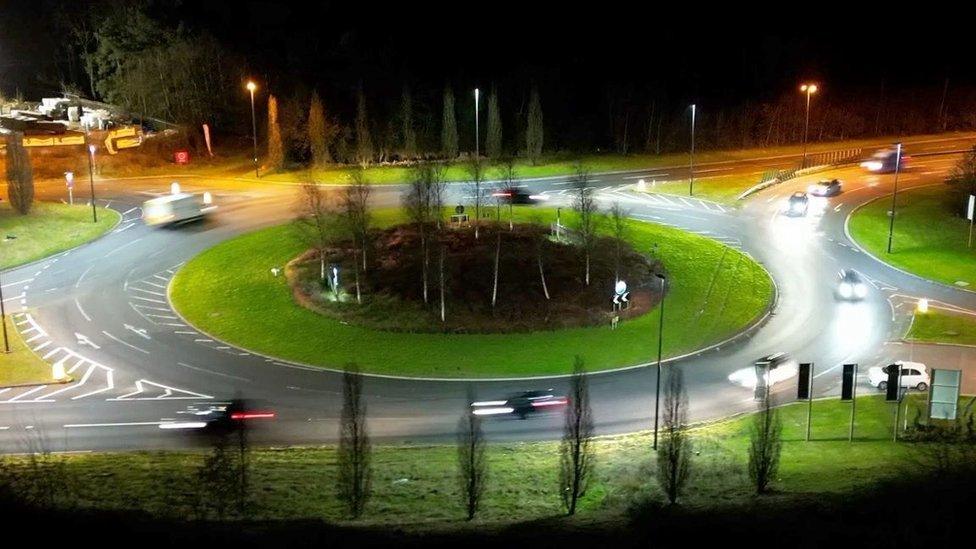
[786,191,809,216]
[470,390,568,419]
[860,148,910,173]
[491,187,546,205]
[161,399,276,432]
[836,269,868,301]
[808,179,843,197]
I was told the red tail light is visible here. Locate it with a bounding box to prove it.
[231,411,276,421]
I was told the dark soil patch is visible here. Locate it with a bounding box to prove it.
[288,223,662,334]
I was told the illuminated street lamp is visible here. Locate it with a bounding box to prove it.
[689,104,696,196]
[799,83,818,168]
[87,144,98,223]
[474,88,480,159]
[246,81,259,178]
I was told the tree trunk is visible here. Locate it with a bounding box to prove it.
[585,251,590,286]
[538,253,550,300]
[320,256,326,282]
[491,232,501,309]
[354,250,362,304]
[439,245,446,322]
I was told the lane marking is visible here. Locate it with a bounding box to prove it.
[101,331,150,354]
[74,299,92,322]
[177,361,252,382]
[64,421,163,428]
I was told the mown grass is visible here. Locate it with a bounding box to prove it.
[908,310,976,346]
[0,202,119,270]
[11,395,955,528]
[0,317,54,386]
[634,174,759,205]
[848,186,976,288]
[170,208,773,377]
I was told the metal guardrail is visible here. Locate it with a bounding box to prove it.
[737,148,863,200]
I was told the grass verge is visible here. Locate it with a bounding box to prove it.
[634,174,758,205]
[171,208,773,377]
[848,185,976,288]
[908,310,976,346]
[5,395,957,528]
[0,317,54,386]
[0,202,120,270]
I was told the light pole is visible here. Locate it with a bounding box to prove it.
[652,272,666,450]
[799,83,818,168]
[474,88,480,159]
[246,81,259,178]
[0,271,9,353]
[689,104,696,196]
[886,142,904,254]
[86,144,97,223]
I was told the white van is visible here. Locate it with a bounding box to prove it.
[142,193,215,226]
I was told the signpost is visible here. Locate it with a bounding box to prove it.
[612,280,630,310]
[64,171,74,205]
[841,364,858,442]
[929,369,962,421]
[967,194,974,248]
[174,150,190,165]
[797,363,813,441]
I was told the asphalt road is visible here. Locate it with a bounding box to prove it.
[2,135,975,452]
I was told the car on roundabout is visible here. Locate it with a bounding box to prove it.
[159,399,276,432]
[728,352,798,389]
[808,178,843,197]
[836,269,868,301]
[491,187,548,205]
[867,362,930,392]
[860,148,910,173]
[785,191,809,216]
[470,390,568,419]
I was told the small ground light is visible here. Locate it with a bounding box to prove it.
[203,191,212,205]
[52,362,68,381]
[917,298,929,314]
[171,181,181,194]
[637,179,647,191]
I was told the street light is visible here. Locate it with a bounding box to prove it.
[474,88,480,159]
[799,83,818,168]
[652,272,666,450]
[246,80,259,178]
[689,104,696,196]
[886,142,903,254]
[0,270,9,353]
[87,143,98,223]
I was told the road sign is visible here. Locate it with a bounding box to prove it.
[968,195,975,221]
[841,363,857,401]
[64,171,74,188]
[797,363,812,400]
[174,150,190,165]
[612,292,630,306]
[884,365,900,402]
[455,204,465,215]
[929,369,961,420]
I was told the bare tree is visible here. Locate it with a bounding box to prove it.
[234,422,253,517]
[5,132,34,215]
[656,366,691,505]
[491,230,501,310]
[342,168,372,303]
[748,391,782,494]
[525,85,544,165]
[267,94,284,170]
[441,85,458,159]
[355,87,373,167]
[308,90,337,166]
[457,387,488,520]
[498,159,518,231]
[403,163,445,304]
[439,244,447,322]
[570,164,599,286]
[338,363,372,518]
[947,146,976,216]
[560,356,594,515]
[535,227,551,301]
[198,434,237,519]
[609,203,630,284]
[466,159,489,239]
[295,182,336,283]
[486,86,503,158]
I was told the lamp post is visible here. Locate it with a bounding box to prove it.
[689,104,696,196]
[0,271,9,353]
[652,272,666,450]
[799,83,818,168]
[474,88,480,159]
[886,142,903,254]
[246,81,259,178]
[86,144,98,223]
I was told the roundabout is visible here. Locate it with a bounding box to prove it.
[169,209,774,378]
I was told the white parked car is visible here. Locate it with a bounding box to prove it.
[867,361,930,391]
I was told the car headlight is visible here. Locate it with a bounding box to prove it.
[854,283,867,298]
[861,161,883,171]
[839,283,853,298]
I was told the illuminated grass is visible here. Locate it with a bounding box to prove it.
[848,186,976,288]
[171,208,773,378]
[908,310,976,346]
[0,317,54,386]
[0,202,119,270]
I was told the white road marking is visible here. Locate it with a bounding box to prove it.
[104,238,143,258]
[74,299,92,322]
[101,331,150,354]
[123,324,151,340]
[75,332,101,349]
[75,265,94,288]
[1,278,33,288]
[64,421,164,428]
[177,361,252,382]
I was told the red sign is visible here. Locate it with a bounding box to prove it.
[174,150,190,165]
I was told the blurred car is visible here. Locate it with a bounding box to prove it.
[491,187,548,205]
[867,361,930,391]
[836,269,868,301]
[143,192,216,226]
[786,191,809,216]
[860,148,910,173]
[727,352,798,389]
[470,390,568,419]
[160,399,276,432]
[808,179,843,197]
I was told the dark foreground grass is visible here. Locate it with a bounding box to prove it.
[171,208,773,377]
[848,186,976,288]
[4,395,956,529]
[0,202,119,270]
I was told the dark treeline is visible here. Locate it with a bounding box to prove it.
[10,1,976,164]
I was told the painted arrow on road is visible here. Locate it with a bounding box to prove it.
[74,332,101,350]
[124,324,151,340]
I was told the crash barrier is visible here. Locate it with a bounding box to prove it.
[737,147,862,200]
